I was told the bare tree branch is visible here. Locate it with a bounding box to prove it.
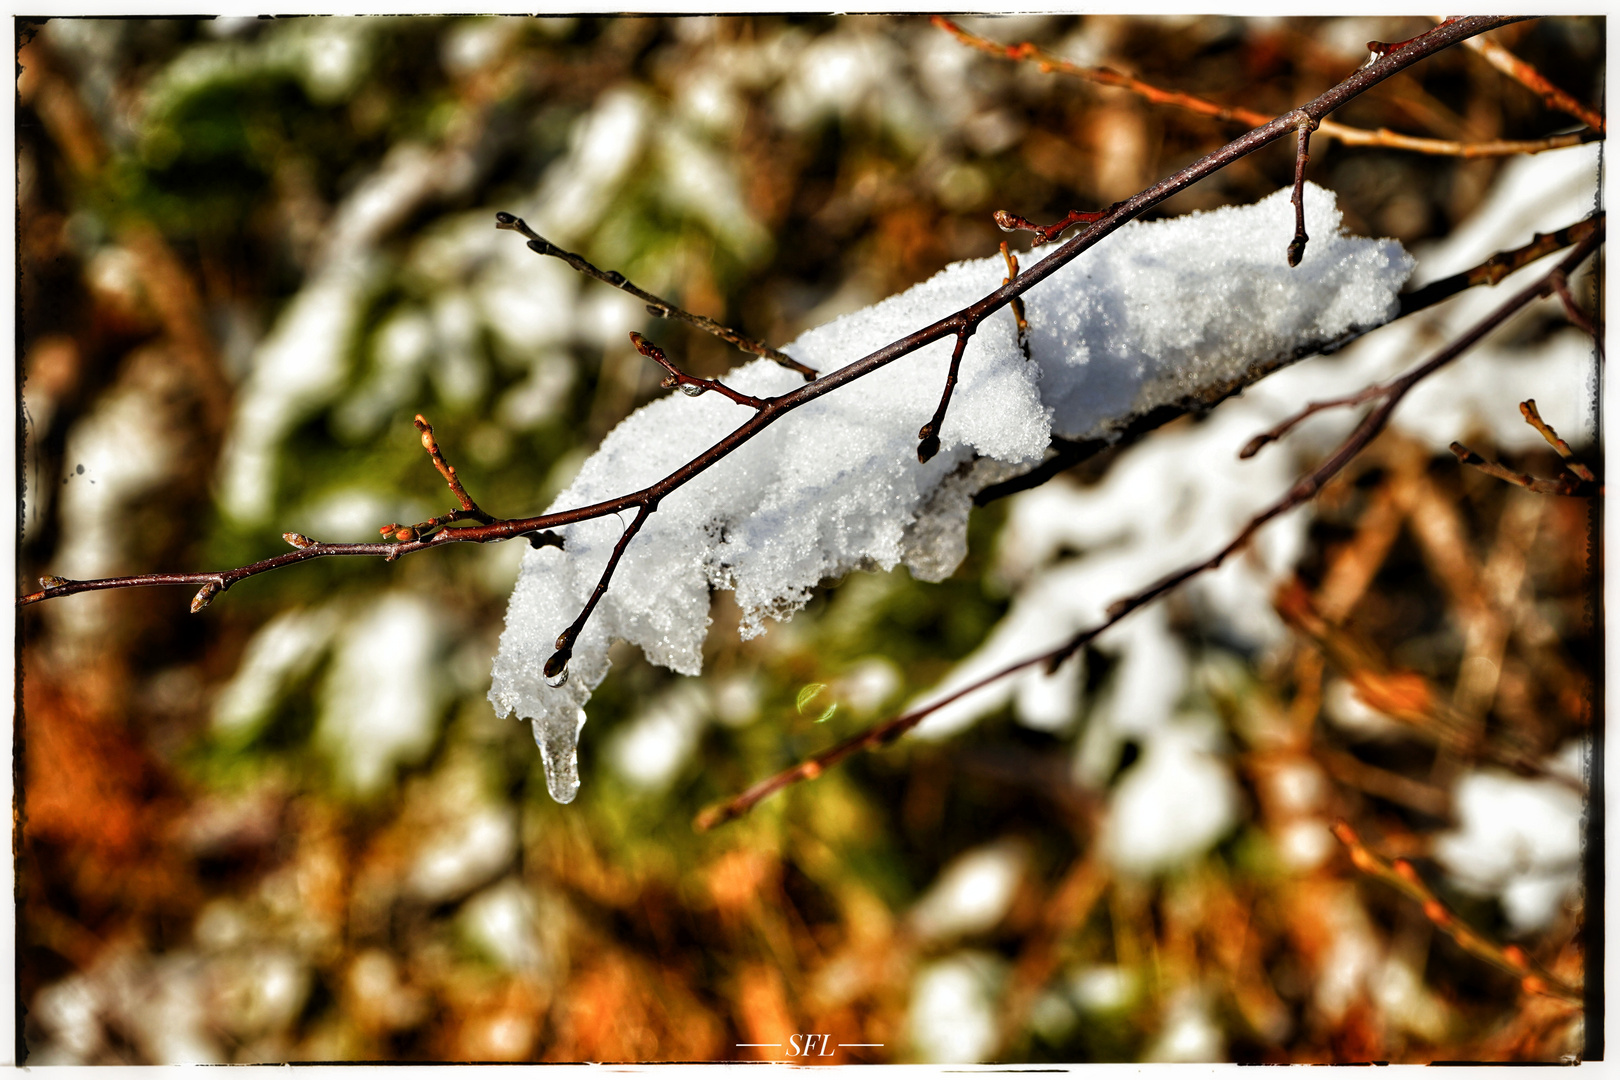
[934,15,1600,159]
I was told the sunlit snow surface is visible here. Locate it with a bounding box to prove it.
[491,183,1412,802]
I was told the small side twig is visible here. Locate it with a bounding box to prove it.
[917,331,973,463]
[630,332,771,410]
[380,414,496,542]
[994,206,1118,246]
[1548,271,1603,356]
[1000,242,1031,360]
[1287,114,1319,267]
[494,212,816,381]
[1331,820,1582,1007]
[1449,442,1598,497]
[543,501,654,685]
[1240,385,1386,459]
[1521,399,1596,481]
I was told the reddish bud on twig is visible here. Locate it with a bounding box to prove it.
[39,575,69,590]
[283,533,313,549]
[190,580,222,613]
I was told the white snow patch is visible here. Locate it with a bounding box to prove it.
[908,952,1004,1063]
[315,593,444,795]
[907,840,1027,942]
[1435,744,1586,933]
[1102,717,1240,875]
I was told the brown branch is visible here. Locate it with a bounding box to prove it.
[932,15,1599,160]
[630,332,770,410]
[693,227,1600,830]
[1397,215,1603,317]
[1331,820,1582,1007]
[1449,22,1605,134]
[20,17,1534,660]
[917,332,972,464]
[493,211,817,381]
[1000,242,1030,360]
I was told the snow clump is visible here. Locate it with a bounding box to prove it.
[490,183,1412,803]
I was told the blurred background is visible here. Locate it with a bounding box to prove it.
[16,15,1602,1064]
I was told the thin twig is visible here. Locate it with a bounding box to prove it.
[1397,215,1603,317]
[493,211,817,381]
[917,332,973,464]
[1446,20,1605,134]
[543,502,654,684]
[630,332,771,410]
[693,228,1599,830]
[1240,386,1388,459]
[1548,271,1603,357]
[932,15,1599,160]
[20,18,1532,644]
[995,206,1116,246]
[1287,115,1319,267]
[1449,441,1598,497]
[1331,820,1582,1006]
[380,414,497,542]
[1520,399,1597,481]
[1000,242,1030,360]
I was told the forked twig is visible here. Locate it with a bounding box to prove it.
[1450,398,1600,497]
[1331,820,1582,1007]
[1521,399,1596,481]
[493,211,817,381]
[380,414,496,542]
[630,332,771,410]
[693,228,1599,829]
[933,15,1600,160]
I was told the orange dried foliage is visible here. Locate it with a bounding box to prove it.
[546,950,723,1062]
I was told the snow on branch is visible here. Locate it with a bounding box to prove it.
[494,185,1415,803]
